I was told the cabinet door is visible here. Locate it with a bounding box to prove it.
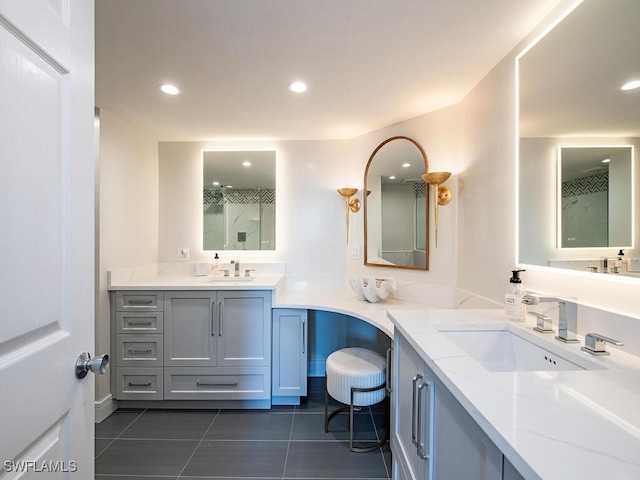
[392,333,432,480]
[433,377,502,479]
[217,290,271,367]
[272,308,308,399]
[164,291,218,366]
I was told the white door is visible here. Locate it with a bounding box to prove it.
[0,0,95,477]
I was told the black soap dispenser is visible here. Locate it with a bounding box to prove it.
[505,269,526,322]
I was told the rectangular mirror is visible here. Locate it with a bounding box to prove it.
[558,146,633,249]
[203,150,276,251]
[517,0,639,275]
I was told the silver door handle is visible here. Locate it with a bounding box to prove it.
[385,347,392,393]
[416,380,430,460]
[75,352,109,379]
[302,319,306,354]
[211,301,216,336]
[128,349,152,354]
[127,321,153,326]
[218,301,223,336]
[128,382,152,387]
[196,381,238,386]
[411,374,423,446]
[127,299,153,305]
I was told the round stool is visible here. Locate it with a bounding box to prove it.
[324,347,389,452]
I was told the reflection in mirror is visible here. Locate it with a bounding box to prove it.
[202,150,276,251]
[518,0,640,275]
[364,136,429,270]
[558,146,632,249]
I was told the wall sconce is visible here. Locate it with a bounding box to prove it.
[337,188,361,243]
[422,172,452,247]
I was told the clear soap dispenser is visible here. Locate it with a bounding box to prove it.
[505,269,526,322]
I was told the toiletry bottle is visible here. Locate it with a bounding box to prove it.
[505,269,526,321]
[213,253,220,274]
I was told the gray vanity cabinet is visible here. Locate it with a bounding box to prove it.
[163,290,271,400]
[392,331,521,480]
[112,291,164,400]
[271,308,308,404]
[393,332,433,480]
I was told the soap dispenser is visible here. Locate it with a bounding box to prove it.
[505,269,526,322]
[213,253,220,274]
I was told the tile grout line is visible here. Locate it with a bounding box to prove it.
[280,406,297,480]
[175,409,221,479]
[94,408,147,460]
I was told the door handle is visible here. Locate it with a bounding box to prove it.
[218,301,223,336]
[211,301,216,336]
[416,380,430,460]
[302,319,306,354]
[411,374,423,446]
[386,347,392,393]
[75,352,109,379]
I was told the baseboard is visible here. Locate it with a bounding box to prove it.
[95,395,117,423]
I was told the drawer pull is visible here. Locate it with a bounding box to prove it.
[127,321,153,326]
[128,382,152,387]
[128,349,152,354]
[196,380,238,387]
[127,299,153,305]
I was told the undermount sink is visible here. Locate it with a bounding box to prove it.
[207,275,256,282]
[440,328,603,372]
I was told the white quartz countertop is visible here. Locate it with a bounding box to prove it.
[388,308,640,480]
[273,289,430,338]
[107,273,286,291]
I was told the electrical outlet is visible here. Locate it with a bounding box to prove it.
[177,247,189,260]
[350,245,361,259]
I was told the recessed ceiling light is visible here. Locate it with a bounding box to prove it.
[212,181,220,186]
[159,83,180,95]
[389,176,396,180]
[620,80,640,91]
[601,158,610,163]
[402,163,411,168]
[242,161,252,167]
[288,81,308,93]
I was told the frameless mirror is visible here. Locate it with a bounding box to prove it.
[518,0,639,275]
[364,136,429,270]
[203,150,276,250]
[558,146,632,249]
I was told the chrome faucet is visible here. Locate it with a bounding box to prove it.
[521,294,579,343]
[232,260,240,276]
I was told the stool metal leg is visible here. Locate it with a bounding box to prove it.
[325,378,389,453]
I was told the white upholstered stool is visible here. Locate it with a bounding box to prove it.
[324,347,389,452]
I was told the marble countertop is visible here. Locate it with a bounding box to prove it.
[388,308,640,480]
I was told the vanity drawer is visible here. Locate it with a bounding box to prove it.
[115,367,163,400]
[115,291,163,311]
[163,367,270,400]
[116,312,163,333]
[115,334,163,367]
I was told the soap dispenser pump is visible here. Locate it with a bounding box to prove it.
[505,269,526,322]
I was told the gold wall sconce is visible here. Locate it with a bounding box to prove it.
[422,172,452,247]
[337,188,361,243]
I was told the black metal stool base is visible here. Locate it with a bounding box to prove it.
[324,376,390,453]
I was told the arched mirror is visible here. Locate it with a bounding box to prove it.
[364,136,429,270]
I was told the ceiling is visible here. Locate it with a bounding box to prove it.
[519,0,640,138]
[95,0,562,142]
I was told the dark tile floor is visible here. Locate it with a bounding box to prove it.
[95,378,391,479]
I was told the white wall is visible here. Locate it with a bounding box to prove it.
[158,139,356,275]
[96,109,159,408]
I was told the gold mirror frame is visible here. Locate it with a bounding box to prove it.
[364,136,430,270]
